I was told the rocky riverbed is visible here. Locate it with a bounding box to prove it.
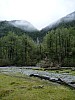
[0,67,75,89]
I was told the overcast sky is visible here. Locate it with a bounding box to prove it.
[0,0,75,30]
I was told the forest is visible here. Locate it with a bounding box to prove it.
[0,26,75,67]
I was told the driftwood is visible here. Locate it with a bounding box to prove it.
[30,74,75,89]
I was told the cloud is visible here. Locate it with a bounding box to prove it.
[0,0,75,29]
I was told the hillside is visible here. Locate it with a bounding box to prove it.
[0,11,75,42]
[40,11,75,40]
[0,20,39,41]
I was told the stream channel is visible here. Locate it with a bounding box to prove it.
[0,67,75,89]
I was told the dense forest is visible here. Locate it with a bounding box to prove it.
[42,27,75,67]
[0,26,75,67]
[0,12,75,67]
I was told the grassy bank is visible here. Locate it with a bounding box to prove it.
[0,73,75,100]
[32,67,75,75]
[47,69,75,76]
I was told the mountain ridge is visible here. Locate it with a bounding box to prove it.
[0,20,39,41]
[0,20,38,32]
[8,20,38,32]
[41,11,75,32]
[0,11,75,41]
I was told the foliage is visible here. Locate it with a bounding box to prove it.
[0,22,75,67]
[42,27,75,67]
[0,32,38,66]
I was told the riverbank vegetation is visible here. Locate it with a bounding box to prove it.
[0,73,75,100]
[0,27,75,67]
[47,69,75,76]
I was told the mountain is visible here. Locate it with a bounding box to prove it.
[0,20,39,41]
[8,20,38,32]
[0,11,75,42]
[60,11,75,22]
[41,11,75,35]
[0,20,38,32]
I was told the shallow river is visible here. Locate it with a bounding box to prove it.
[0,67,75,88]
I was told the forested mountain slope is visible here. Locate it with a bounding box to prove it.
[0,11,75,67]
[40,11,75,40]
[0,20,39,41]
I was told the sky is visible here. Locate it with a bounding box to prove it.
[0,0,75,30]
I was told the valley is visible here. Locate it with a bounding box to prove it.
[0,11,75,67]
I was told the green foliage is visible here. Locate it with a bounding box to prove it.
[0,23,75,67]
[0,32,38,66]
[40,20,75,40]
[42,27,75,67]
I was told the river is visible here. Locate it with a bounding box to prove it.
[0,67,75,88]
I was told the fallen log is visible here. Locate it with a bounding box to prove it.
[30,74,50,80]
[29,74,75,89]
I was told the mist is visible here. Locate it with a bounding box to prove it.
[0,0,75,30]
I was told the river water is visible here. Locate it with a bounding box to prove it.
[0,67,75,86]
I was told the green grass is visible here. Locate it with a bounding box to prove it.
[47,69,75,75]
[0,73,75,100]
[32,67,75,76]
